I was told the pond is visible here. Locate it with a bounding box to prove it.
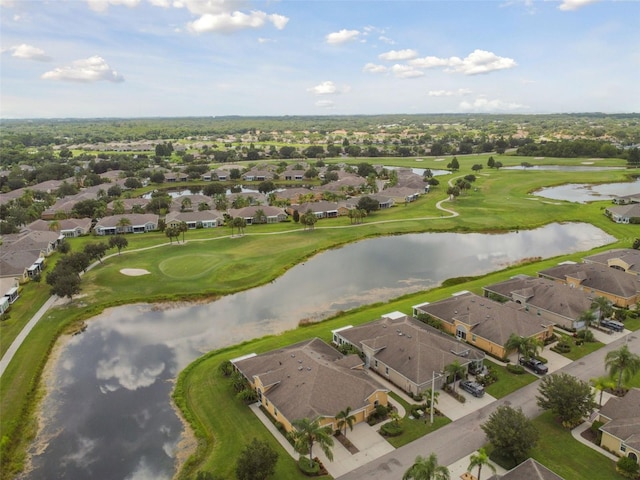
[25,223,616,479]
[534,179,640,203]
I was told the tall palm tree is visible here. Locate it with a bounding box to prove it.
[605,344,640,392]
[591,296,613,323]
[292,417,334,468]
[116,216,131,234]
[178,221,188,243]
[403,453,450,480]
[444,361,466,392]
[336,406,355,438]
[504,334,541,362]
[181,197,192,211]
[48,220,60,232]
[467,448,496,480]
[578,309,596,329]
[590,376,616,407]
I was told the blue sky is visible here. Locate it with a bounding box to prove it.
[1,0,638,118]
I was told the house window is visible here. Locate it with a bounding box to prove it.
[385,366,389,376]
[456,326,467,340]
[374,360,378,368]
[274,409,278,418]
[621,444,627,453]
[471,334,477,342]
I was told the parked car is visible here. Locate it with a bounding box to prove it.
[460,380,485,397]
[600,319,624,332]
[519,357,548,374]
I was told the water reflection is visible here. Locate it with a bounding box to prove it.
[534,179,640,203]
[26,223,616,479]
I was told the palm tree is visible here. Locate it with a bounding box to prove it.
[178,221,188,243]
[605,344,640,392]
[591,296,614,323]
[48,220,60,232]
[590,376,616,407]
[292,417,334,468]
[578,309,596,329]
[444,361,466,392]
[467,448,496,480]
[181,197,192,211]
[403,453,450,480]
[504,334,541,362]
[336,406,356,438]
[116,216,131,234]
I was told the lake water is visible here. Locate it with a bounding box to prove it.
[534,179,640,203]
[25,223,616,479]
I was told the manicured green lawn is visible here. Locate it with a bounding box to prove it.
[554,333,605,361]
[530,411,621,480]
[2,161,637,478]
[483,360,538,399]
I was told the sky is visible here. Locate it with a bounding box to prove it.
[0,0,639,119]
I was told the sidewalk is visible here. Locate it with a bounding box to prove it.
[571,421,619,461]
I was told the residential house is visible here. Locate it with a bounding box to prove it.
[596,388,640,466]
[271,188,320,204]
[228,192,268,207]
[381,186,422,204]
[538,262,640,308]
[282,169,305,181]
[413,292,554,359]
[94,214,159,235]
[0,230,60,282]
[584,249,640,275]
[107,198,151,214]
[332,313,485,397]
[289,201,340,219]
[232,338,389,433]
[165,210,224,229]
[486,458,564,480]
[242,169,275,182]
[27,218,93,238]
[228,206,287,224]
[612,193,640,205]
[170,194,212,212]
[605,203,640,224]
[483,275,595,331]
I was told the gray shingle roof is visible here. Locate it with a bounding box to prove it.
[539,262,640,299]
[487,458,564,480]
[233,338,387,423]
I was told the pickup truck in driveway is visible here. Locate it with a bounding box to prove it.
[519,357,548,374]
[459,380,485,397]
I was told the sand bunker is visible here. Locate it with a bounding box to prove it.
[120,268,151,276]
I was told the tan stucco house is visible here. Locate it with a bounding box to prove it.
[596,388,640,466]
[232,338,389,433]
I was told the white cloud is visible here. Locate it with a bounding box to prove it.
[428,88,472,97]
[379,49,418,61]
[558,0,601,11]
[42,56,124,83]
[459,96,528,112]
[85,0,141,12]
[410,56,452,68]
[410,49,516,75]
[315,100,335,108]
[7,44,51,61]
[378,36,395,45]
[96,355,166,390]
[325,29,360,45]
[188,11,288,34]
[391,64,424,79]
[308,81,338,95]
[363,62,387,74]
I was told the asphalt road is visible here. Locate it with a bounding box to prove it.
[337,332,639,480]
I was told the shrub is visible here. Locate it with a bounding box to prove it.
[506,364,525,374]
[380,421,404,437]
[616,456,640,479]
[297,457,320,476]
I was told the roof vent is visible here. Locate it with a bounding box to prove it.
[298,366,303,371]
[307,367,311,371]
[291,354,295,358]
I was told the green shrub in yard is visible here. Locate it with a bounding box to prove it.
[297,457,320,476]
[380,421,404,437]
[616,456,640,479]
[506,364,525,374]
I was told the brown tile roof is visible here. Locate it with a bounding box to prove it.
[584,248,640,274]
[600,388,640,422]
[233,338,387,422]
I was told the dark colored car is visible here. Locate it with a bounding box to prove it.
[459,380,485,397]
[600,319,624,332]
[519,357,548,374]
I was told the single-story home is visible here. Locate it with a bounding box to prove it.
[332,313,485,397]
[584,248,640,276]
[165,210,224,229]
[538,262,640,308]
[595,388,640,466]
[605,203,640,224]
[288,201,341,219]
[27,218,93,238]
[413,292,554,360]
[228,206,287,224]
[94,214,159,235]
[483,275,595,331]
[232,338,389,434]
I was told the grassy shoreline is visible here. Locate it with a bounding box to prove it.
[0,164,636,478]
